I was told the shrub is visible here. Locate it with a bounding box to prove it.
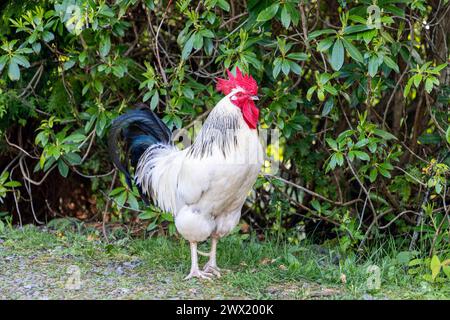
[0,0,448,258]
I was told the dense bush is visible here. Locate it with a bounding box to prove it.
[0,0,449,274]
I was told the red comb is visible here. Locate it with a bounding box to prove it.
[216,67,258,96]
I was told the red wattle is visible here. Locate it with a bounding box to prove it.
[238,99,259,129]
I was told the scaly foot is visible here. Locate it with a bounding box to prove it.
[203,266,222,278]
[184,268,213,280]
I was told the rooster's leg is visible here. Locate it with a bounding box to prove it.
[184,242,213,280]
[203,237,221,277]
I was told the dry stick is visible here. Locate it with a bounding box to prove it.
[72,168,115,179]
[345,157,380,251]
[21,157,44,224]
[394,165,427,186]
[1,154,21,176]
[345,156,377,216]
[4,134,39,159]
[154,0,173,85]
[356,208,399,253]
[299,1,310,50]
[382,67,409,127]
[102,169,117,241]
[9,165,23,228]
[19,159,56,186]
[80,130,96,163]
[19,64,44,99]
[270,181,342,227]
[264,174,362,206]
[378,210,422,230]
[219,12,248,28]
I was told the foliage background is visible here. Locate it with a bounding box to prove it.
[0,0,449,281]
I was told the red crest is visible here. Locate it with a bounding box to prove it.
[216,67,258,96]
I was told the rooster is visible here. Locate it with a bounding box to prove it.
[108,67,263,279]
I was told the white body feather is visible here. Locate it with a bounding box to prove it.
[135,93,263,242]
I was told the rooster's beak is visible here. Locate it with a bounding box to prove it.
[250,95,259,100]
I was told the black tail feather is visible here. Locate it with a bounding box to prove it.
[108,106,172,202]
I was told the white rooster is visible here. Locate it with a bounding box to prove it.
[108,67,263,279]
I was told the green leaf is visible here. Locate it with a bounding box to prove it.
[326,138,338,150]
[342,38,364,63]
[383,56,399,73]
[288,61,302,75]
[109,187,125,196]
[430,255,441,280]
[396,251,412,265]
[329,154,337,170]
[308,29,336,40]
[193,33,203,50]
[138,210,155,220]
[64,133,86,143]
[413,74,422,88]
[368,55,379,77]
[150,90,159,110]
[353,150,370,161]
[317,38,334,52]
[404,77,414,97]
[127,193,140,211]
[424,77,434,93]
[281,59,290,76]
[317,88,325,101]
[443,265,450,278]
[335,152,344,166]
[63,60,76,70]
[217,0,230,12]
[181,33,195,60]
[4,181,21,188]
[42,31,54,43]
[373,128,397,140]
[0,55,8,73]
[446,126,450,144]
[378,167,391,178]
[330,39,344,71]
[58,160,69,178]
[369,168,378,182]
[280,5,291,29]
[8,62,20,81]
[256,3,280,22]
[322,98,334,117]
[323,84,338,95]
[64,153,82,165]
[12,55,30,68]
[344,25,370,34]
[355,138,369,148]
[99,34,111,57]
[287,52,308,61]
[115,191,127,208]
[306,86,316,101]
[273,59,282,78]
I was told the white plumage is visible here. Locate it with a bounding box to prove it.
[136,93,263,240]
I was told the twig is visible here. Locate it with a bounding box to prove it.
[102,169,117,241]
[265,173,363,206]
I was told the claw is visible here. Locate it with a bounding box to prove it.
[184,269,213,280]
[203,265,221,278]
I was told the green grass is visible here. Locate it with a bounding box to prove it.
[0,223,448,299]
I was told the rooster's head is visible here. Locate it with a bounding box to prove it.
[216,67,259,129]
